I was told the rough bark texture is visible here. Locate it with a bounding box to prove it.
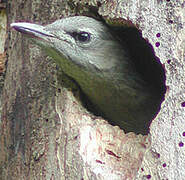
[0,7,6,89]
[0,0,184,180]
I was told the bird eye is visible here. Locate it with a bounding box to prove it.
[76,32,91,42]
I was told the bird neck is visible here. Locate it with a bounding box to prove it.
[44,46,160,133]
[77,67,162,133]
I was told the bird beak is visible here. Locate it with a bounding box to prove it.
[11,22,55,40]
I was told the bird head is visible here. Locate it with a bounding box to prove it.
[11,16,126,78]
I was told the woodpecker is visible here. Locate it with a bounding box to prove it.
[11,16,164,134]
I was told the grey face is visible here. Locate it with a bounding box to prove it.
[11,16,126,74]
[43,16,125,72]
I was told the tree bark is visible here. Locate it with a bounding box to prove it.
[0,0,184,180]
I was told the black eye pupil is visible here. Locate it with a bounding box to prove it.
[76,32,90,42]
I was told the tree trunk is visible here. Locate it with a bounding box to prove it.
[0,0,184,180]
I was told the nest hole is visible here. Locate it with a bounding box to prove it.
[82,24,166,135]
